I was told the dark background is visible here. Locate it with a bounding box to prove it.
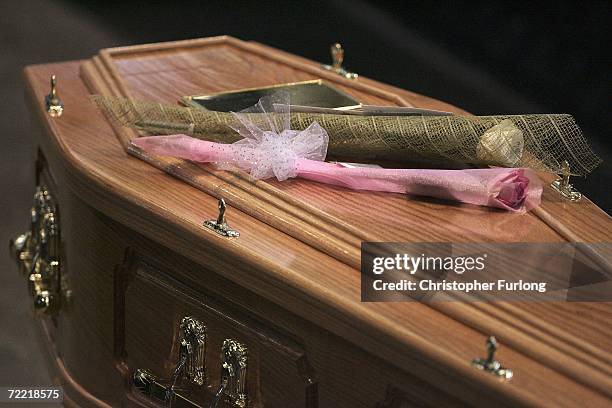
[0,0,610,392]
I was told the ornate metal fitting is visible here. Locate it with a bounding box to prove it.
[11,186,49,261]
[179,316,208,386]
[133,317,207,407]
[166,317,207,403]
[218,339,248,408]
[472,336,513,380]
[551,160,582,201]
[133,369,201,408]
[203,199,240,238]
[45,75,64,117]
[322,43,358,80]
[9,185,62,315]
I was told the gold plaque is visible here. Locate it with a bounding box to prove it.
[181,80,360,112]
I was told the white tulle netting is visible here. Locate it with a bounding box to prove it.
[222,92,328,180]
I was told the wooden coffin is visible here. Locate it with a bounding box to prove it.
[14,36,612,407]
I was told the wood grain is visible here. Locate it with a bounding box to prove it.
[19,36,612,407]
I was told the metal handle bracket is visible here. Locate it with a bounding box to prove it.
[133,369,202,408]
[10,185,62,315]
[550,160,582,201]
[322,43,358,80]
[471,336,513,380]
[203,199,240,237]
[45,75,64,117]
[133,317,207,407]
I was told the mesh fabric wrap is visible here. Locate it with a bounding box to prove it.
[92,95,601,176]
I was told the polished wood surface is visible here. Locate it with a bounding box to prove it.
[20,36,612,406]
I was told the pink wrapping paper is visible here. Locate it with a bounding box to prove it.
[132,134,542,212]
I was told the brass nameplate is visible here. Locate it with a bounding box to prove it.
[182,80,360,112]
